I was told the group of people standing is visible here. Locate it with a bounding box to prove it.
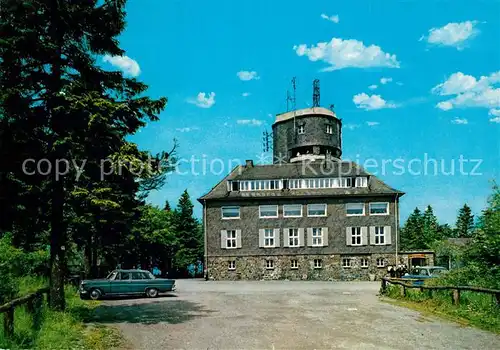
[387,263,408,278]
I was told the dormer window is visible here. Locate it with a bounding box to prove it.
[298,125,305,134]
[355,177,368,188]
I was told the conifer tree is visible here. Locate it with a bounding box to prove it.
[455,204,474,238]
[172,190,203,269]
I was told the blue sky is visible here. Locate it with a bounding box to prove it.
[103,0,500,225]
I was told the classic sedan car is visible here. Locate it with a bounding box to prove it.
[79,269,176,300]
[402,266,448,285]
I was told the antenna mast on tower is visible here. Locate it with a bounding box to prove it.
[262,131,273,153]
[313,79,320,107]
[291,77,297,110]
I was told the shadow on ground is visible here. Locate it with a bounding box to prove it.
[80,299,215,325]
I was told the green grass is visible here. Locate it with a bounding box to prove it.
[0,278,124,349]
[383,284,500,334]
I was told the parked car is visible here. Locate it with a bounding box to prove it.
[402,266,448,285]
[79,269,176,300]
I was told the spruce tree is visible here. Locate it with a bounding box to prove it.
[173,190,203,269]
[455,204,474,238]
[400,208,425,250]
[423,205,439,244]
[164,200,172,212]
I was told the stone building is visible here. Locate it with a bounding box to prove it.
[198,107,420,281]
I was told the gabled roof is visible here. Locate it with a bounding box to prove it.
[198,160,404,202]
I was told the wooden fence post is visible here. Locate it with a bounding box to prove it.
[27,293,44,331]
[3,306,14,339]
[452,289,460,305]
[381,279,387,294]
[400,285,406,297]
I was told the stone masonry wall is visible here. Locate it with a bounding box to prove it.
[208,253,403,281]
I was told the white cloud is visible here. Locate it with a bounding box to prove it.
[102,55,140,76]
[353,93,397,111]
[366,121,380,126]
[490,116,500,123]
[293,38,400,71]
[237,71,260,81]
[437,101,453,111]
[236,119,263,126]
[432,71,500,111]
[451,117,468,125]
[267,113,274,118]
[344,124,360,130]
[380,77,393,85]
[421,21,479,49]
[176,127,199,132]
[320,13,339,23]
[489,109,500,117]
[187,92,216,108]
[368,84,378,90]
[242,92,251,97]
[396,82,404,86]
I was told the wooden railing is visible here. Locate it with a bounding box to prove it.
[0,287,49,339]
[380,277,500,306]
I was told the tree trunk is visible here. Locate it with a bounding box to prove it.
[49,179,66,311]
[48,0,66,311]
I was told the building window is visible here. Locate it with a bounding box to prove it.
[351,227,362,246]
[226,230,237,248]
[228,261,236,270]
[311,228,323,246]
[307,204,327,217]
[375,226,385,245]
[263,228,275,247]
[342,258,352,267]
[259,205,278,218]
[221,206,240,219]
[326,125,333,134]
[288,228,299,247]
[369,202,389,215]
[239,180,282,191]
[266,260,274,269]
[355,177,368,187]
[361,258,369,268]
[346,203,364,216]
[376,258,385,267]
[288,177,354,190]
[291,259,298,269]
[283,204,302,217]
[298,125,305,134]
[340,178,351,188]
[313,259,322,269]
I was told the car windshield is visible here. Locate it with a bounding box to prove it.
[431,268,446,275]
[106,271,118,280]
[144,271,155,279]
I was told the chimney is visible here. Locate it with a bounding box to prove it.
[245,159,254,168]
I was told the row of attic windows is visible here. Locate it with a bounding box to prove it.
[227,177,368,191]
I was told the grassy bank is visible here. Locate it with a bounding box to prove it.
[383,284,500,333]
[0,277,123,349]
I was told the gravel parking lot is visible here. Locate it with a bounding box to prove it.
[90,280,500,350]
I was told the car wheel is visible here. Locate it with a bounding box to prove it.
[89,289,102,300]
[146,288,159,298]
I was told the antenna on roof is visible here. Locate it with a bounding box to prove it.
[329,104,335,111]
[313,79,320,107]
[262,130,273,153]
[291,77,296,110]
[286,90,291,112]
